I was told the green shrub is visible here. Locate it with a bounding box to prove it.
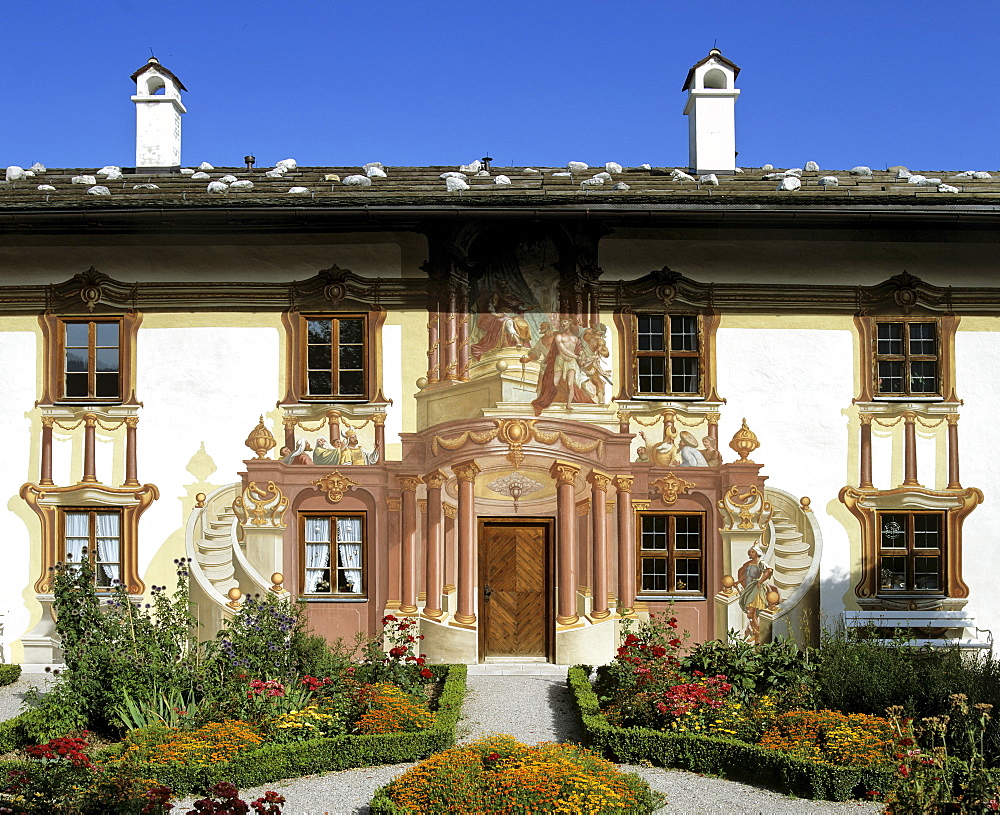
[0,665,21,687]
[569,666,895,802]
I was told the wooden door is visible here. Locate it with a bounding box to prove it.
[479,520,550,658]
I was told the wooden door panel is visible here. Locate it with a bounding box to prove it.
[481,523,548,658]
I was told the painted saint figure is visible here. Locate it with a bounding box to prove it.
[281,439,313,465]
[677,431,709,467]
[737,544,775,644]
[701,436,723,467]
[341,428,380,465]
[638,412,679,466]
[470,279,532,359]
[312,437,340,466]
[527,317,597,415]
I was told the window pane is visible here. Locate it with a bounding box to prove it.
[877,361,904,394]
[914,557,940,590]
[339,344,363,371]
[670,316,698,352]
[96,348,119,373]
[637,357,665,393]
[95,322,119,348]
[65,348,88,373]
[307,320,332,344]
[637,316,664,352]
[339,370,364,395]
[641,558,667,592]
[877,322,903,355]
[913,514,942,549]
[65,323,89,348]
[675,558,701,592]
[307,344,331,371]
[675,515,702,550]
[909,322,936,356]
[880,514,907,548]
[308,371,332,395]
[909,361,937,393]
[339,319,364,345]
[65,373,89,397]
[641,515,667,550]
[880,556,907,590]
[671,357,699,393]
[95,373,119,398]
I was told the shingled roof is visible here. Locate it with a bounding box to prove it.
[3,166,1000,219]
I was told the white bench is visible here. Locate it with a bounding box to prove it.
[843,609,993,650]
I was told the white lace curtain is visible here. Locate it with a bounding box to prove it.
[64,511,120,586]
[337,517,363,594]
[304,517,332,593]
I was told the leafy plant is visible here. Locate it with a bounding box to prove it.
[356,616,432,696]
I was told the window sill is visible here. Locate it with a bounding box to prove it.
[632,395,705,402]
[636,595,706,602]
[300,596,368,603]
[872,396,945,403]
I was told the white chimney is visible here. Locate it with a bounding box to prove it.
[130,57,187,168]
[682,49,740,175]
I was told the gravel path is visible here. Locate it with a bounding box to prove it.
[1,666,884,813]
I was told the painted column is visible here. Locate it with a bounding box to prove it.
[427,299,440,384]
[283,417,296,451]
[859,413,873,489]
[587,469,612,620]
[947,414,962,489]
[903,411,919,486]
[443,503,457,601]
[551,460,581,626]
[40,417,54,486]
[444,289,458,382]
[373,412,386,458]
[616,410,630,435]
[124,416,139,487]
[397,475,423,615]
[456,284,470,381]
[615,475,636,616]
[707,412,720,446]
[82,413,98,484]
[423,470,448,619]
[452,460,481,625]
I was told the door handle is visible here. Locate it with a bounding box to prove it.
[483,583,492,601]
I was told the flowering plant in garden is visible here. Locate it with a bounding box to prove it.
[357,615,433,695]
[758,708,897,768]
[376,734,663,813]
[187,782,285,815]
[352,682,433,734]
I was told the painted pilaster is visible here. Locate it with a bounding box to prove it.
[614,475,635,616]
[587,469,612,620]
[551,460,581,626]
[452,460,480,626]
[397,475,423,615]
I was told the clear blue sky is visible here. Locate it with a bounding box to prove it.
[3,0,998,172]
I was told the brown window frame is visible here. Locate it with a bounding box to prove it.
[877,510,945,596]
[38,311,141,406]
[299,512,368,599]
[636,512,705,598]
[60,318,123,402]
[873,318,940,398]
[633,313,702,397]
[61,507,123,591]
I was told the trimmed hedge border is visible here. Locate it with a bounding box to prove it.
[0,666,20,688]
[0,665,466,796]
[568,666,896,802]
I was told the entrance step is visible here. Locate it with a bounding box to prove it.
[467,663,568,676]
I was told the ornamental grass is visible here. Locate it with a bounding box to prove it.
[758,709,897,768]
[377,734,662,814]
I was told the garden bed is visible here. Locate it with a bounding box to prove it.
[568,665,894,802]
[0,665,465,797]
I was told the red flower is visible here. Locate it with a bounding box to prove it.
[420,667,433,679]
[899,765,910,778]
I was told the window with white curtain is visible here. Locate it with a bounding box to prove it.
[302,514,364,597]
[62,509,122,589]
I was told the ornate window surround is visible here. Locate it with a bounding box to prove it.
[20,482,158,596]
[298,511,368,600]
[839,485,982,606]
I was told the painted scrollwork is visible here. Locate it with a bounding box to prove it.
[432,418,603,466]
[718,485,773,532]
[232,481,289,529]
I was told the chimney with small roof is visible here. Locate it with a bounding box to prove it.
[683,48,740,175]
[130,57,187,169]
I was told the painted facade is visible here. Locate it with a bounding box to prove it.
[2,55,999,667]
